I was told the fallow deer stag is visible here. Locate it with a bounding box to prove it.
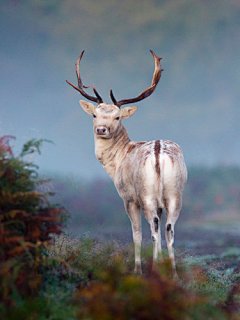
[66,50,187,274]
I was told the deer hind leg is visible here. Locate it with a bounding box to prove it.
[142,203,162,268]
[157,208,163,261]
[124,199,142,274]
[165,197,181,272]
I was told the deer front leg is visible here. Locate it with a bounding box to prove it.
[124,199,142,274]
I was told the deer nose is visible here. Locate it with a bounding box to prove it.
[96,127,106,135]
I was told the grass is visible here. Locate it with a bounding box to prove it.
[1,232,240,320]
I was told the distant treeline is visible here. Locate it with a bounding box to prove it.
[46,166,240,236]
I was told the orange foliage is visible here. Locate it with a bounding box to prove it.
[0,136,66,304]
[75,260,205,320]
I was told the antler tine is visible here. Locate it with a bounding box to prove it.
[110,50,163,108]
[110,89,118,106]
[66,50,103,104]
[93,84,103,103]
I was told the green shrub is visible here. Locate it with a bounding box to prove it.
[0,136,66,304]
[75,258,232,320]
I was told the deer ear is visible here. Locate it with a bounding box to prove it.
[121,106,138,119]
[79,100,96,115]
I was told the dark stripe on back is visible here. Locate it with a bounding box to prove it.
[154,140,161,179]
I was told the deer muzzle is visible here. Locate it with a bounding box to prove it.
[96,126,109,137]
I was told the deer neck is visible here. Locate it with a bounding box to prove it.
[94,124,130,179]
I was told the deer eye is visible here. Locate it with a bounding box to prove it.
[115,117,120,121]
[93,114,96,118]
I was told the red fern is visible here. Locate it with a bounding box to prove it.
[0,135,15,157]
[0,136,66,303]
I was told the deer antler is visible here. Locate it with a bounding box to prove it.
[66,50,103,104]
[110,50,163,108]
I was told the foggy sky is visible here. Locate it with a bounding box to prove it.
[0,1,239,179]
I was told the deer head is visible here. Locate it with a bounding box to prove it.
[79,101,137,139]
[66,50,163,139]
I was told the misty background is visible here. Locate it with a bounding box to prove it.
[1,0,239,179]
[1,0,240,252]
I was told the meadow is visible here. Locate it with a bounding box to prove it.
[0,136,240,319]
[2,232,240,320]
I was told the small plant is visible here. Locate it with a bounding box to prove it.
[43,232,135,288]
[74,258,233,320]
[0,135,66,305]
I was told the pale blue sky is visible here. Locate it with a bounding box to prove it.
[1,1,239,178]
